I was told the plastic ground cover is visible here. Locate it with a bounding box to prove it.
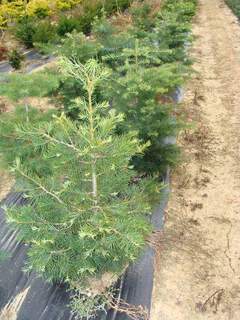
[0,175,169,319]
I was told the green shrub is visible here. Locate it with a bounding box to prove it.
[32,20,57,44]
[33,7,50,19]
[15,18,56,47]
[130,2,153,33]
[14,17,36,48]
[56,0,134,38]
[8,49,24,70]
[13,0,134,48]
[78,3,103,34]
[56,16,79,36]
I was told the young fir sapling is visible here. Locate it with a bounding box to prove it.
[0,58,160,318]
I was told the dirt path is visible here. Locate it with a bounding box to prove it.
[151,0,240,319]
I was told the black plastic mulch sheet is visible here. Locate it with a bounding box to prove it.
[0,50,55,74]
[0,176,169,320]
[0,193,74,320]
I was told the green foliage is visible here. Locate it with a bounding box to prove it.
[32,20,57,44]
[53,0,197,175]
[76,2,103,35]
[15,17,58,47]
[0,0,197,317]
[32,6,49,19]
[58,31,102,61]
[0,71,61,175]
[56,16,79,36]
[0,71,61,101]
[14,17,36,48]
[4,0,197,175]
[8,49,24,70]
[13,0,135,49]
[0,106,56,175]
[104,0,132,13]
[225,0,240,18]
[70,290,108,319]
[50,31,102,117]
[130,3,154,33]
[1,59,157,285]
[0,0,82,32]
[105,62,187,173]
[76,0,133,35]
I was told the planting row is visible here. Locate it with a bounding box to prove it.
[0,0,197,318]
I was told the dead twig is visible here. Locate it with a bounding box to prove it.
[109,297,149,320]
[196,289,224,313]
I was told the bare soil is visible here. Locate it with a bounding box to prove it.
[0,171,13,202]
[151,0,240,319]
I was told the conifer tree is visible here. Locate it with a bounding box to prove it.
[52,1,195,175]
[1,59,158,301]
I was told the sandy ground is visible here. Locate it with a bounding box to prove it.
[151,0,240,319]
[0,171,13,202]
